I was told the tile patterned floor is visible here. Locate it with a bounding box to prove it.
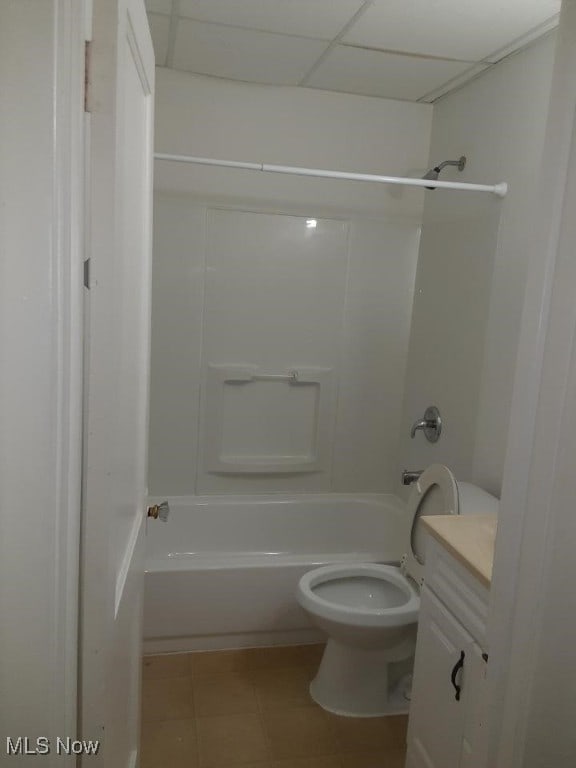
[141,644,408,768]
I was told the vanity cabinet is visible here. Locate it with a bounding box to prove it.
[406,536,491,768]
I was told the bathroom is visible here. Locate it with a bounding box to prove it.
[141,0,556,765]
[3,1,576,767]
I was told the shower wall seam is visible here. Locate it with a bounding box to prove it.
[329,219,354,493]
[192,206,209,497]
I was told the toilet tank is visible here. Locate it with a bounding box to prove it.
[457,482,499,516]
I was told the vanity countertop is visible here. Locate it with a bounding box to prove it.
[421,514,498,588]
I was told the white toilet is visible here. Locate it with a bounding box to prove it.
[297,464,498,717]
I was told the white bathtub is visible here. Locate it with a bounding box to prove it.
[143,493,408,653]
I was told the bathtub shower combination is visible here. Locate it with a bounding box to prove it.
[143,494,409,654]
[144,151,507,717]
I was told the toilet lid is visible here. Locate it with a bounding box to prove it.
[402,464,459,586]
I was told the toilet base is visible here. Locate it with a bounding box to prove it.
[309,638,413,717]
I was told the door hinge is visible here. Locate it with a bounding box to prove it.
[84,40,92,113]
[84,258,91,289]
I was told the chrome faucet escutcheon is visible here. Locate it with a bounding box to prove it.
[410,406,442,443]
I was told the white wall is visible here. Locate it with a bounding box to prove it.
[153,68,432,221]
[399,34,556,495]
[148,70,432,495]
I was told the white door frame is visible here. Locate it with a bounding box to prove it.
[487,0,576,764]
[0,0,87,756]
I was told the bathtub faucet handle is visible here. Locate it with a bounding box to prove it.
[147,500,170,522]
[410,405,442,443]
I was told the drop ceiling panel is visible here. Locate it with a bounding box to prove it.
[173,19,329,85]
[179,0,365,39]
[307,46,478,101]
[148,13,170,68]
[417,63,491,102]
[342,0,561,62]
[482,17,558,63]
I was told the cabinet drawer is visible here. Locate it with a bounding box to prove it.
[424,537,490,647]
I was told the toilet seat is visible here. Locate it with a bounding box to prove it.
[298,563,420,628]
[402,463,459,587]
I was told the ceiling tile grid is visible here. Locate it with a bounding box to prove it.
[144,0,561,102]
[178,0,366,40]
[342,0,561,62]
[172,18,329,86]
[307,46,477,102]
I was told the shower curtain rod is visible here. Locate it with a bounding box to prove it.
[154,152,508,197]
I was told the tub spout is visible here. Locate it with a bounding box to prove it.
[402,470,423,486]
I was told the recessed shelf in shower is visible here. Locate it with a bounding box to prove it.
[203,364,335,474]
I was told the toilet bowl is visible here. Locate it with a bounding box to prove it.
[297,464,498,717]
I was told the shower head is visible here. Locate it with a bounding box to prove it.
[422,167,440,182]
[422,156,466,188]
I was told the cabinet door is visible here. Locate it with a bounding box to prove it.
[406,586,475,768]
[460,642,489,768]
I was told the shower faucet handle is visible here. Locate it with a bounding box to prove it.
[410,419,429,438]
[410,406,442,443]
[147,500,170,522]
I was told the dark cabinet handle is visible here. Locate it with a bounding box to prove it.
[450,651,465,701]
